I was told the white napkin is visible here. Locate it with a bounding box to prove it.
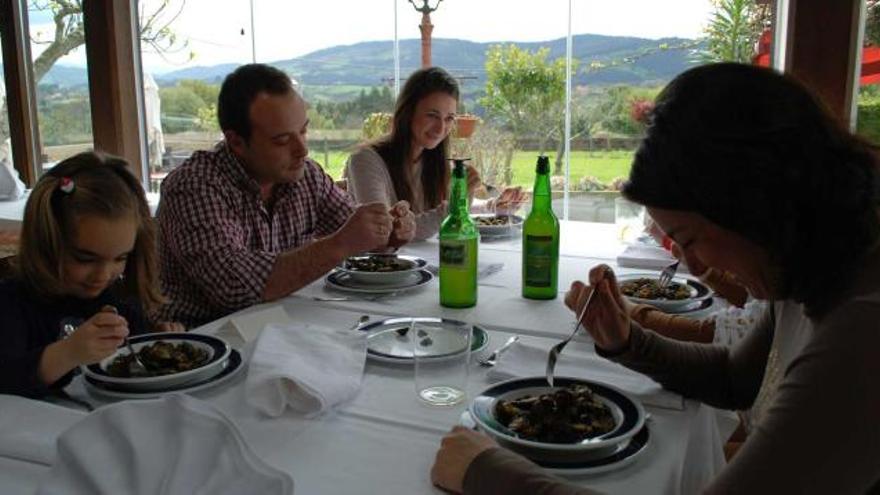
[231,305,294,343]
[245,323,367,417]
[616,243,680,271]
[36,394,293,495]
[0,395,86,466]
[487,341,684,410]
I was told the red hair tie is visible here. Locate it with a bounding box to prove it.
[59,177,75,194]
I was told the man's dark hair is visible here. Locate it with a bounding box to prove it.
[623,62,880,318]
[217,63,294,142]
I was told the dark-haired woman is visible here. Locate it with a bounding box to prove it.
[345,67,526,240]
[431,63,880,494]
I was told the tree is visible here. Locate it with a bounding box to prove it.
[698,0,770,63]
[480,44,572,164]
[29,0,191,83]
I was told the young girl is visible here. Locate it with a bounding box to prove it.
[0,151,181,398]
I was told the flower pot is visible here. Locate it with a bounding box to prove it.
[454,115,479,138]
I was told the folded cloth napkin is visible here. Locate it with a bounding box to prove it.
[487,341,684,410]
[36,394,293,495]
[0,394,87,466]
[245,323,367,417]
[616,243,681,271]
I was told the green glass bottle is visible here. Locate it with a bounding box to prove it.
[522,156,559,299]
[439,159,479,308]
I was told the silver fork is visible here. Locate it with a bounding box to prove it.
[102,305,150,376]
[312,292,397,302]
[546,282,599,387]
[478,335,520,367]
[657,260,681,290]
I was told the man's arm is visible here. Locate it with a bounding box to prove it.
[262,202,395,301]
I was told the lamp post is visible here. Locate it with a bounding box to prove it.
[409,0,443,68]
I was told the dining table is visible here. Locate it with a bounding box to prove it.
[0,220,734,494]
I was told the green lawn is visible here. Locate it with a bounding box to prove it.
[316,149,635,188]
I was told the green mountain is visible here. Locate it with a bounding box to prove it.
[36,33,701,98]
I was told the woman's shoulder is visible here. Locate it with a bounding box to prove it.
[348,146,388,167]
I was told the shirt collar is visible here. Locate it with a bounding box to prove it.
[215,141,262,195]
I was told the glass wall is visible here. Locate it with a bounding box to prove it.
[856,0,880,143]
[28,2,94,174]
[134,0,778,218]
[138,0,396,192]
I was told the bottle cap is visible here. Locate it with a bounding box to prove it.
[536,155,550,174]
[450,158,471,178]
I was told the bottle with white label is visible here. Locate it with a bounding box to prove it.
[522,155,559,299]
[439,159,478,308]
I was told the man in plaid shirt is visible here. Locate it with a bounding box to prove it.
[158,64,416,327]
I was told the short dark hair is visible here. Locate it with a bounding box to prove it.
[623,63,880,318]
[371,66,460,209]
[217,63,295,142]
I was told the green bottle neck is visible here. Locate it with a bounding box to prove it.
[449,173,469,216]
[532,171,552,211]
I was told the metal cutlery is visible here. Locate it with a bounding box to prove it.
[546,280,600,387]
[478,335,520,367]
[350,314,370,330]
[103,304,150,376]
[311,292,398,302]
[657,260,680,290]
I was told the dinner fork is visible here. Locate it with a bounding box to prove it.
[478,335,520,367]
[102,305,150,376]
[657,260,681,290]
[546,280,600,388]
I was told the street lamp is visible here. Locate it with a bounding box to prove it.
[408,0,444,67]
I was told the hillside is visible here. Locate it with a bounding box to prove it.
[36,33,701,97]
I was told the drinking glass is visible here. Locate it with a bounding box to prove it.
[413,320,471,406]
[614,196,646,244]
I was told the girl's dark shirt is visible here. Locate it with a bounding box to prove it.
[0,277,148,398]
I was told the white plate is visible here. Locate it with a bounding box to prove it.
[325,269,433,294]
[460,410,649,477]
[337,255,428,285]
[84,350,244,400]
[357,317,489,364]
[472,214,523,238]
[470,377,646,464]
[616,273,711,312]
[83,333,231,392]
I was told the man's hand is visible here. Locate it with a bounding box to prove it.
[388,200,416,248]
[332,202,394,256]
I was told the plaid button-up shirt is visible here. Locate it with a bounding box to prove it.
[157,142,354,327]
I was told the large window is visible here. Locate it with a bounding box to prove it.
[856,1,880,143]
[130,0,781,217]
[28,2,94,173]
[138,0,396,192]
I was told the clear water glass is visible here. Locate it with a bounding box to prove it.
[413,320,471,406]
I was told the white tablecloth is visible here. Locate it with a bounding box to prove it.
[0,221,730,494]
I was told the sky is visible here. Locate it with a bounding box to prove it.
[25,0,714,75]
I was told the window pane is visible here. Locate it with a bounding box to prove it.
[28,3,94,174]
[138,0,396,192]
[569,0,774,227]
[856,0,880,143]
[397,0,568,219]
